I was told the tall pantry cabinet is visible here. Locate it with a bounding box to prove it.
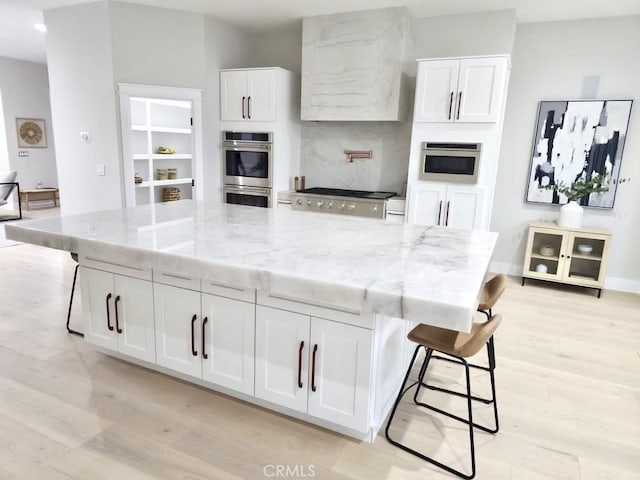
[406,56,510,231]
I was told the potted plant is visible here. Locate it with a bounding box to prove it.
[539,174,629,228]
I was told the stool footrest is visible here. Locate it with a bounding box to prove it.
[420,382,494,405]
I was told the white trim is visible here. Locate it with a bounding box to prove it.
[490,261,640,294]
[117,82,203,100]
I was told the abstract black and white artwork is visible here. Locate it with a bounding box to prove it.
[525,100,633,208]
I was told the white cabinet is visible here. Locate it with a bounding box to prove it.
[80,267,155,363]
[221,69,276,122]
[154,282,255,395]
[118,83,204,207]
[255,305,372,432]
[414,57,507,123]
[410,182,484,230]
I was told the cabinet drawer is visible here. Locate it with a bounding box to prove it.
[153,270,201,291]
[257,291,372,329]
[80,255,151,280]
[201,279,255,303]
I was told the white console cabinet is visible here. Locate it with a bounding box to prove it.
[414,57,508,123]
[80,266,155,363]
[255,305,372,432]
[410,182,484,230]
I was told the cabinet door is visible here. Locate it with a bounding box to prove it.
[414,60,459,123]
[255,306,310,413]
[154,283,201,377]
[80,267,117,351]
[307,317,372,432]
[114,275,155,363]
[409,182,447,226]
[220,71,248,121]
[562,233,610,287]
[201,294,255,395]
[246,69,276,122]
[456,57,507,123]
[522,228,569,281]
[444,185,484,230]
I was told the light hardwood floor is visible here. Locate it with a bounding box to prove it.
[0,241,638,480]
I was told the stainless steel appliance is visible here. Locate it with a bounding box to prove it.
[291,188,395,219]
[223,131,272,188]
[420,142,481,183]
[223,185,272,208]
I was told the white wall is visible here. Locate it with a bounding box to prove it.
[412,10,516,58]
[0,56,58,190]
[250,23,303,73]
[491,16,640,290]
[45,1,121,215]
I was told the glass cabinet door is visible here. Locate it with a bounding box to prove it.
[525,229,568,280]
[563,233,608,286]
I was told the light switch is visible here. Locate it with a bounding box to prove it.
[18,151,29,157]
[96,164,105,176]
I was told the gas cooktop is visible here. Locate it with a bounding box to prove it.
[297,187,396,200]
[290,187,397,219]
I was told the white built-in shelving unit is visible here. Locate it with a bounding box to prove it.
[118,84,204,207]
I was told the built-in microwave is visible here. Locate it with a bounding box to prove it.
[223,131,272,188]
[419,142,481,183]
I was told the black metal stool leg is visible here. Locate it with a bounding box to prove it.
[66,263,84,337]
[386,349,477,479]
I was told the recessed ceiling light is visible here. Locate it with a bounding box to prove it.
[34,23,47,32]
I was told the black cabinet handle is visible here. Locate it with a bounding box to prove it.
[437,200,443,225]
[297,341,304,388]
[247,96,251,119]
[311,344,318,392]
[241,96,246,119]
[191,314,198,356]
[202,316,208,360]
[457,92,462,120]
[105,293,113,331]
[445,201,451,226]
[448,92,454,120]
[114,295,122,333]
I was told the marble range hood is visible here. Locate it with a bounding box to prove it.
[301,7,413,122]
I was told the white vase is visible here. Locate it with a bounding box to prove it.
[558,201,584,228]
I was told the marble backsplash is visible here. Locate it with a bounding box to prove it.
[300,121,412,195]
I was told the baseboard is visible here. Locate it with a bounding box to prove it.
[489,261,640,295]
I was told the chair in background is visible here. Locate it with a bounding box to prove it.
[66,253,84,337]
[0,170,22,222]
[385,315,503,480]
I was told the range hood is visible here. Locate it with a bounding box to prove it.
[301,7,413,122]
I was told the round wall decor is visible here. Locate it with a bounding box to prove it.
[16,118,47,148]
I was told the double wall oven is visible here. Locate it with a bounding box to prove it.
[223,131,272,208]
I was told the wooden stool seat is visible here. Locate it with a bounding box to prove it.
[408,316,502,358]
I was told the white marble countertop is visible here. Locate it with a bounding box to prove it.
[6,200,497,332]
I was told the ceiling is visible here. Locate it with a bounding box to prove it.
[2,0,640,64]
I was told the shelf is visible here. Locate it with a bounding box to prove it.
[136,178,193,188]
[132,125,192,134]
[530,253,559,262]
[570,253,603,261]
[568,273,598,281]
[133,153,192,160]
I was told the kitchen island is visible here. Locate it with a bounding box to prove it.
[5,200,497,441]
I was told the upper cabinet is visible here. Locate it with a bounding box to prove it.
[414,57,508,123]
[301,7,411,121]
[221,68,277,122]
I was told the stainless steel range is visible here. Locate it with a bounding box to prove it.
[291,188,396,219]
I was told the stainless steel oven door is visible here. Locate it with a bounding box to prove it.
[223,185,272,208]
[223,143,272,188]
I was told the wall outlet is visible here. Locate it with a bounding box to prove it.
[96,164,105,176]
[18,151,29,157]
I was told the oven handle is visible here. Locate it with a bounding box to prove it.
[223,144,271,151]
[224,186,271,196]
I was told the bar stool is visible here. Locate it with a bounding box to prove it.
[66,253,84,337]
[422,274,507,432]
[385,315,502,480]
